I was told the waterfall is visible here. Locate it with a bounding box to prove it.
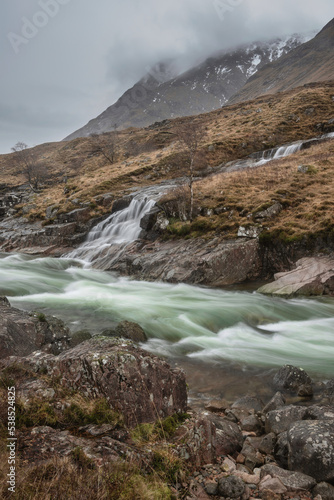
[254,141,303,166]
[67,195,156,265]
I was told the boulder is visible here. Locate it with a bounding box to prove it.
[0,297,71,359]
[232,395,264,412]
[139,206,160,231]
[272,365,313,397]
[258,256,334,297]
[265,405,308,434]
[263,392,286,414]
[287,420,334,483]
[260,464,316,491]
[207,414,243,455]
[312,482,334,500]
[218,476,245,498]
[50,337,186,427]
[114,321,147,342]
[254,202,282,220]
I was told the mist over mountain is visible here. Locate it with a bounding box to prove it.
[229,18,334,104]
[65,33,312,140]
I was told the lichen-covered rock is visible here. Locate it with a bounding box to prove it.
[50,337,187,427]
[287,420,334,483]
[207,414,243,456]
[260,464,316,491]
[114,321,147,342]
[312,482,334,500]
[263,392,286,414]
[265,405,308,434]
[232,395,264,412]
[0,297,71,358]
[174,412,217,467]
[218,476,245,498]
[272,365,313,397]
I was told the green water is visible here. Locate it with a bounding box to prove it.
[1,252,333,383]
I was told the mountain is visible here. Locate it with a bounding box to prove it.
[228,18,334,105]
[65,34,311,140]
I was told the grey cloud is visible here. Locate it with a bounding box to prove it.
[0,0,332,153]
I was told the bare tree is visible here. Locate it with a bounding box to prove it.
[88,127,118,165]
[175,121,207,221]
[11,142,48,191]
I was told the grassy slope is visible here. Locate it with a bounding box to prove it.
[0,81,333,243]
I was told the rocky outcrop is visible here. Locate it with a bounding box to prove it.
[3,337,187,427]
[258,256,334,296]
[104,237,262,286]
[0,297,71,358]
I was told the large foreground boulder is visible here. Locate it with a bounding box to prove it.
[12,337,187,427]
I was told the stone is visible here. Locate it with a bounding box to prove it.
[139,207,160,231]
[69,330,92,348]
[263,392,286,414]
[0,299,71,359]
[254,203,282,220]
[205,399,230,413]
[260,464,316,491]
[106,237,262,287]
[241,415,263,435]
[312,482,334,500]
[232,396,264,412]
[274,432,289,468]
[218,476,245,498]
[114,321,147,342]
[258,256,334,297]
[204,481,218,496]
[259,433,276,455]
[241,442,264,471]
[287,420,334,483]
[174,413,217,467]
[112,196,133,214]
[272,365,313,397]
[238,225,263,238]
[207,414,243,455]
[58,207,91,224]
[259,476,287,494]
[265,405,307,434]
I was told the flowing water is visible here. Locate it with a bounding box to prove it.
[1,136,334,404]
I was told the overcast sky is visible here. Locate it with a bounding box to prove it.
[0,0,332,154]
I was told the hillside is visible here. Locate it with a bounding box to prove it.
[65,35,310,140]
[229,18,334,105]
[1,82,333,248]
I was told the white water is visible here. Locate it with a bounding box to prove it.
[223,131,334,172]
[1,253,334,379]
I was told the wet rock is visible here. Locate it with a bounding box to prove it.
[0,299,71,359]
[232,395,264,412]
[265,405,308,434]
[139,206,160,231]
[263,392,286,414]
[218,476,245,498]
[260,464,316,491]
[106,237,262,287]
[114,321,147,342]
[312,482,334,500]
[287,420,334,483]
[258,256,334,297]
[112,196,132,214]
[272,365,313,397]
